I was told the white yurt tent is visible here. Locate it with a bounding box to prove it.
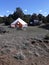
[11,18,27,29]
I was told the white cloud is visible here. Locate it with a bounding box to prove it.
[44,12,47,16]
[6,10,10,13]
[39,10,42,12]
[24,9,28,12]
[44,12,47,14]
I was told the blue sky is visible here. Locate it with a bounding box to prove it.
[0,0,49,16]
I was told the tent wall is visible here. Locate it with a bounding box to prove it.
[16,22,22,28]
[11,18,28,28]
[11,24,15,28]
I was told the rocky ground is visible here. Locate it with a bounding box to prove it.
[0,25,49,65]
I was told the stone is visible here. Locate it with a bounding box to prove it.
[13,52,25,60]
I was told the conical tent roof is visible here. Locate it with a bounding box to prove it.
[11,18,27,25]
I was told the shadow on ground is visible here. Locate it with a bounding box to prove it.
[39,24,49,30]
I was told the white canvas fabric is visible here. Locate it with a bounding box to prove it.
[11,18,27,27]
